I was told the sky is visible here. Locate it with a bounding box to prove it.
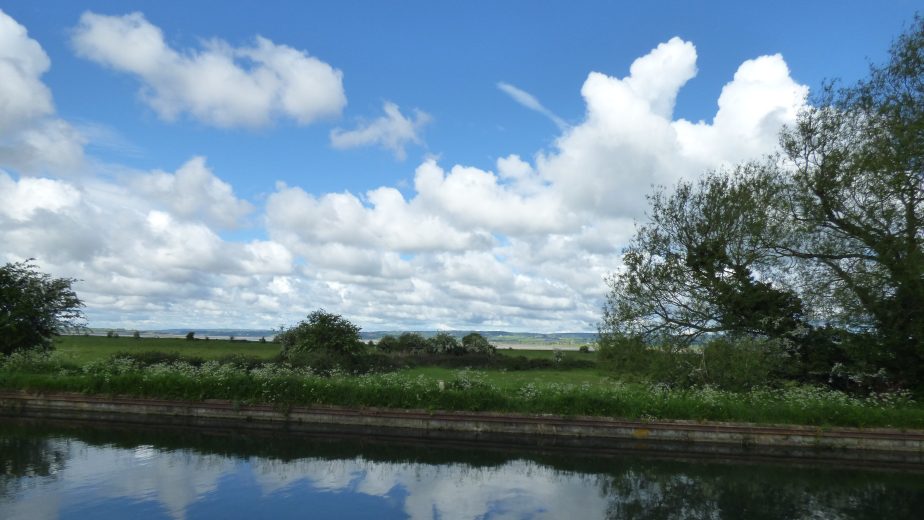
[0,1,920,332]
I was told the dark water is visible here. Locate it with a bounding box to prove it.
[1,422,923,519]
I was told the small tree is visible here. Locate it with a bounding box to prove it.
[397,332,429,353]
[278,309,362,359]
[461,332,495,355]
[185,331,195,341]
[427,332,460,355]
[132,331,141,340]
[0,260,84,356]
[377,334,400,352]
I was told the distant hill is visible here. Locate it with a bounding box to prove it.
[360,331,596,345]
[82,328,596,344]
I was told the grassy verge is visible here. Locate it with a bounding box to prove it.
[2,355,922,429]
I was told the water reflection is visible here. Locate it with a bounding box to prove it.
[1,422,922,519]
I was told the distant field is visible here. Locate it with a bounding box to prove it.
[51,335,596,365]
[52,335,279,365]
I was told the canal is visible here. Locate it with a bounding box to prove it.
[1,421,923,519]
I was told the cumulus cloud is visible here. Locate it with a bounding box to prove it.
[0,166,294,327]
[536,36,806,217]
[261,38,807,330]
[0,9,84,174]
[330,102,431,159]
[132,156,253,229]
[497,82,567,130]
[0,15,809,331]
[71,11,346,128]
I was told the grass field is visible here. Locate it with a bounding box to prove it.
[2,335,919,428]
[52,335,280,365]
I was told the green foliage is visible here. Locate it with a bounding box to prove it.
[604,18,924,387]
[185,332,195,341]
[132,331,141,340]
[1,359,921,428]
[426,332,460,354]
[278,309,362,361]
[0,260,84,357]
[376,335,400,352]
[697,338,789,392]
[398,332,429,352]
[599,334,789,392]
[775,20,924,385]
[461,332,496,355]
[603,166,802,345]
[597,334,653,374]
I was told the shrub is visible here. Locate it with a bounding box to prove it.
[427,332,460,354]
[461,332,496,355]
[278,309,363,360]
[377,335,400,352]
[597,334,652,374]
[397,332,429,353]
[696,337,788,391]
[185,332,195,341]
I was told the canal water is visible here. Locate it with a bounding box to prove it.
[1,421,923,519]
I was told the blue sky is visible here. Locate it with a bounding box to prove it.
[0,1,920,331]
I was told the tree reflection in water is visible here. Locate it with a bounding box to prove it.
[1,421,922,519]
[0,432,68,499]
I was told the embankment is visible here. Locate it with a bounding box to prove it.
[2,390,922,466]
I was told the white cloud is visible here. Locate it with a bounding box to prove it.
[497,82,567,130]
[132,156,253,229]
[72,11,346,128]
[0,10,53,130]
[673,54,808,165]
[0,9,84,175]
[0,15,809,331]
[259,38,807,331]
[536,37,806,218]
[330,101,431,159]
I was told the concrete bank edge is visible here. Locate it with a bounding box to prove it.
[1,390,923,465]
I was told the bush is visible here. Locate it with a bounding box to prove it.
[696,337,788,392]
[185,332,195,341]
[376,335,400,352]
[597,334,652,374]
[426,332,460,354]
[397,332,429,353]
[110,351,205,367]
[461,333,496,355]
[278,309,363,360]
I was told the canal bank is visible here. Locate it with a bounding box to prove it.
[1,390,922,466]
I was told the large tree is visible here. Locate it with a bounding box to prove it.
[778,17,924,380]
[604,17,924,383]
[0,260,84,356]
[603,164,803,345]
